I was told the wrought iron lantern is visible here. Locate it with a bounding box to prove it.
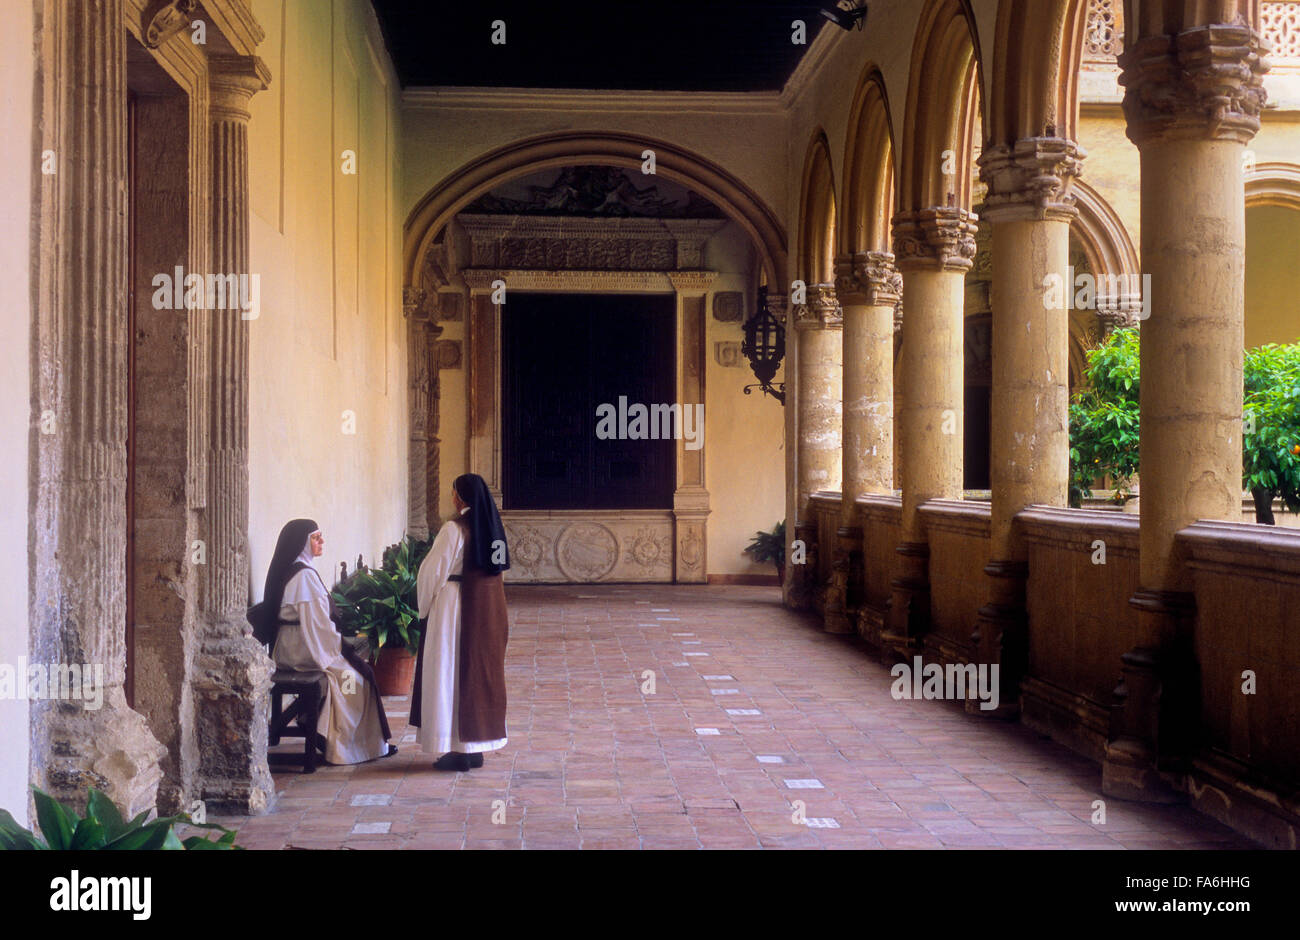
[741,286,786,404]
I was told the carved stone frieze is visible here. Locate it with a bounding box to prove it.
[977,138,1085,223]
[834,250,902,307]
[892,207,979,273]
[502,513,676,583]
[1119,24,1269,145]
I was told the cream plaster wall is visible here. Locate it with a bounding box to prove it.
[1,0,32,825]
[247,0,407,594]
[1246,205,1300,347]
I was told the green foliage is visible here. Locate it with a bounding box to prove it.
[743,520,786,572]
[332,535,431,657]
[0,787,240,851]
[1069,327,1141,507]
[1243,343,1300,512]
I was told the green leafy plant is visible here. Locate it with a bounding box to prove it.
[1069,327,1141,507]
[1243,343,1300,523]
[331,535,431,657]
[0,787,239,850]
[744,520,786,576]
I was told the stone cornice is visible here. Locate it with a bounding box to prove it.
[461,268,716,294]
[892,207,979,273]
[978,138,1085,223]
[402,86,785,116]
[834,250,902,307]
[794,283,842,330]
[1120,24,1269,144]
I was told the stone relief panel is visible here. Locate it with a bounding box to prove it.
[434,339,462,369]
[713,290,744,322]
[714,341,743,368]
[502,512,676,582]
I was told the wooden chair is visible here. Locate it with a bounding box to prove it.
[268,669,328,773]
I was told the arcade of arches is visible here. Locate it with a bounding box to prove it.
[4,0,1300,850]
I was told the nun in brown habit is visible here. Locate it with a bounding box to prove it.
[411,473,510,771]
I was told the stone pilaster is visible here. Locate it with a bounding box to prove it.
[882,208,977,657]
[1104,22,1267,801]
[30,0,167,820]
[193,54,275,814]
[973,137,1082,717]
[791,284,842,611]
[668,272,715,584]
[829,252,901,634]
[404,287,441,540]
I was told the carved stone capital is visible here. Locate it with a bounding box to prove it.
[834,250,902,307]
[209,54,272,122]
[766,294,789,325]
[666,271,717,295]
[892,207,979,273]
[1119,24,1269,145]
[794,282,843,330]
[978,138,1085,223]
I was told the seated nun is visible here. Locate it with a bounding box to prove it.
[256,518,396,765]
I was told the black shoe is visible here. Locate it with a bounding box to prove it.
[433,752,470,772]
[468,753,484,768]
[380,744,398,759]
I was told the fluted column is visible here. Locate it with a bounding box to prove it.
[882,208,977,655]
[791,284,842,610]
[194,54,274,814]
[30,0,166,819]
[827,252,901,634]
[974,138,1082,716]
[1104,22,1267,801]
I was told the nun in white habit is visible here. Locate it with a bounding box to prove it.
[257,518,395,765]
[412,473,510,771]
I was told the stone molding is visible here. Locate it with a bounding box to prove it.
[1119,24,1269,145]
[892,207,979,273]
[833,250,902,307]
[977,138,1085,224]
[208,54,271,121]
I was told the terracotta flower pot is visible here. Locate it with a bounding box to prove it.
[371,646,416,697]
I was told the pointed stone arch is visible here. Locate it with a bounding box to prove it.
[797,131,837,283]
[840,66,897,256]
[899,0,985,213]
[990,0,1090,147]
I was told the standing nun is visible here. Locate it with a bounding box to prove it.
[411,473,510,771]
[255,518,395,764]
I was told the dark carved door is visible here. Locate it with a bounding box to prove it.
[502,292,676,510]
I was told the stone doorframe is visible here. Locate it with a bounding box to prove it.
[459,267,716,583]
[31,0,272,817]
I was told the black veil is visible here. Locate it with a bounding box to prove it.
[453,473,509,575]
[250,518,319,646]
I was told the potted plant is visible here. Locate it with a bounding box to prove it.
[331,536,431,696]
[0,786,240,850]
[743,520,786,581]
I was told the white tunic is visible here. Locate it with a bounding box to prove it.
[416,515,508,756]
[273,566,388,765]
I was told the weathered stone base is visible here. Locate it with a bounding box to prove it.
[192,630,275,814]
[35,691,167,820]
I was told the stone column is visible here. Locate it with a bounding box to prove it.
[1103,23,1267,801]
[826,252,901,633]
[29,0,166,819]
[882,208,977,655]
[790,284,843,610]
[974,138,1082,716]
[193,54,275,814]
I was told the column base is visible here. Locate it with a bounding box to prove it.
[193,626,276,814]
[881,541,929,658]
[821,526,862,634]
[788,522,819,611]
[969,559,1029,720]
[37,691,167,819]
[1102,588,1197,802]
